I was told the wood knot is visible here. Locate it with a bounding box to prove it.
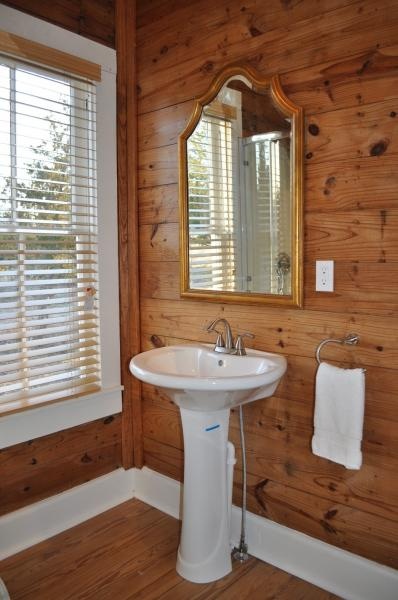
[249,26,262,37]
[81,453,93,463]
[308,123,319,136]
[324,509,338,520]
[151,335,165,348]
[357,58,371,76]
[103,416,114,425]
[320,519,337,534]
[369,139,389,156]
[284,461,295,476]
[201,61,214,73]
[305,152,313,159]
[150,223,159,240]
[380,209,387,226]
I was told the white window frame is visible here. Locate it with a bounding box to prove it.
[0,5,122,449]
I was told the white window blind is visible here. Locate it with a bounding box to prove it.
[187,114,238,291]
[0,55,100,411]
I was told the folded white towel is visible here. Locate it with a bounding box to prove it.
[311,362,365,469]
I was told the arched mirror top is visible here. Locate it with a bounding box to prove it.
[179,65,303,307]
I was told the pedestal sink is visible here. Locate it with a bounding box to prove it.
[130,343,286,583]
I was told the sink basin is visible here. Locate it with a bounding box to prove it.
[130,343,286,411]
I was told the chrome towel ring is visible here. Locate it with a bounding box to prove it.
[316,333,362,366]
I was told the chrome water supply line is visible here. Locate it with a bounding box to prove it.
[232,404,249,562]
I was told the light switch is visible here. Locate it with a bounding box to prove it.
[316,260,334,292]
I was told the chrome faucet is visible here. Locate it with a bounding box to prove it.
[206,318,234,353]
[206,318,254,355]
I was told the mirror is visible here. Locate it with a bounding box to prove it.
[179,65,303,307]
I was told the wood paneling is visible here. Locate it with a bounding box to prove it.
[136,0,398,568]
[0,415,122,515]
[0,0,115,47]
[0,499,341,599]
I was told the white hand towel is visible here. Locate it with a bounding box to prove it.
[311,362,365,469]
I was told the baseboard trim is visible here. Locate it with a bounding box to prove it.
[1,466,397,600]
[0,468,135,560]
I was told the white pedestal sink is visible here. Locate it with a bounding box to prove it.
[130,344,286,583]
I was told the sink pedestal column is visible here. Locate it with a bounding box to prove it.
[176,407,233,583]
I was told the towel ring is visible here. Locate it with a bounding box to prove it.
[316,333,365,371]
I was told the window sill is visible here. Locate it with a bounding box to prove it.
[0,386,123,449]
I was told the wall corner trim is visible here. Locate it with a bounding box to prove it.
[1,466,397,600]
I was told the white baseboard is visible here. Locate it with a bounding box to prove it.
[134,466,182,520]
[0,468,135,560]
[1,466,397,600]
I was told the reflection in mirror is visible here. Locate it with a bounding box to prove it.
[180,66,303,307]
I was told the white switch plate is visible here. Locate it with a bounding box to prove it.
[316,260,334,292]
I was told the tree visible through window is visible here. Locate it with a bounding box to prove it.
[0,57,100,409]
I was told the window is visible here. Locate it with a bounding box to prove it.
[0,55,100,411]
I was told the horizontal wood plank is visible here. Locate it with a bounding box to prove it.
[137,0,398,113]
[139,184,179,225]
[305,98,398,164]
[283,47,398,114]
[239,475,398,568]
[0,415,122,516]
[140,297,397,369]
[1,0,115,47]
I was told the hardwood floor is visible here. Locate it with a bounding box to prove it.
[0,500,341,599]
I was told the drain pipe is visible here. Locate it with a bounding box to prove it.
[232,404,249,562]
[227,441,236,533]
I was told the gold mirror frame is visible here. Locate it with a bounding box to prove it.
[179,64,304,307]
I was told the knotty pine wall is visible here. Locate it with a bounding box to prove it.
[0,1,122,516]
[0,0,115,47]
[0,415,122,516]
[136,0,398,568]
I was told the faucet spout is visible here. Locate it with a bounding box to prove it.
[207,318,235,353]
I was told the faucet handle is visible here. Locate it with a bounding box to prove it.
[234,332,255,356]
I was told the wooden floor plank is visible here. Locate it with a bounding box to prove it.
[0,499,341,599]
